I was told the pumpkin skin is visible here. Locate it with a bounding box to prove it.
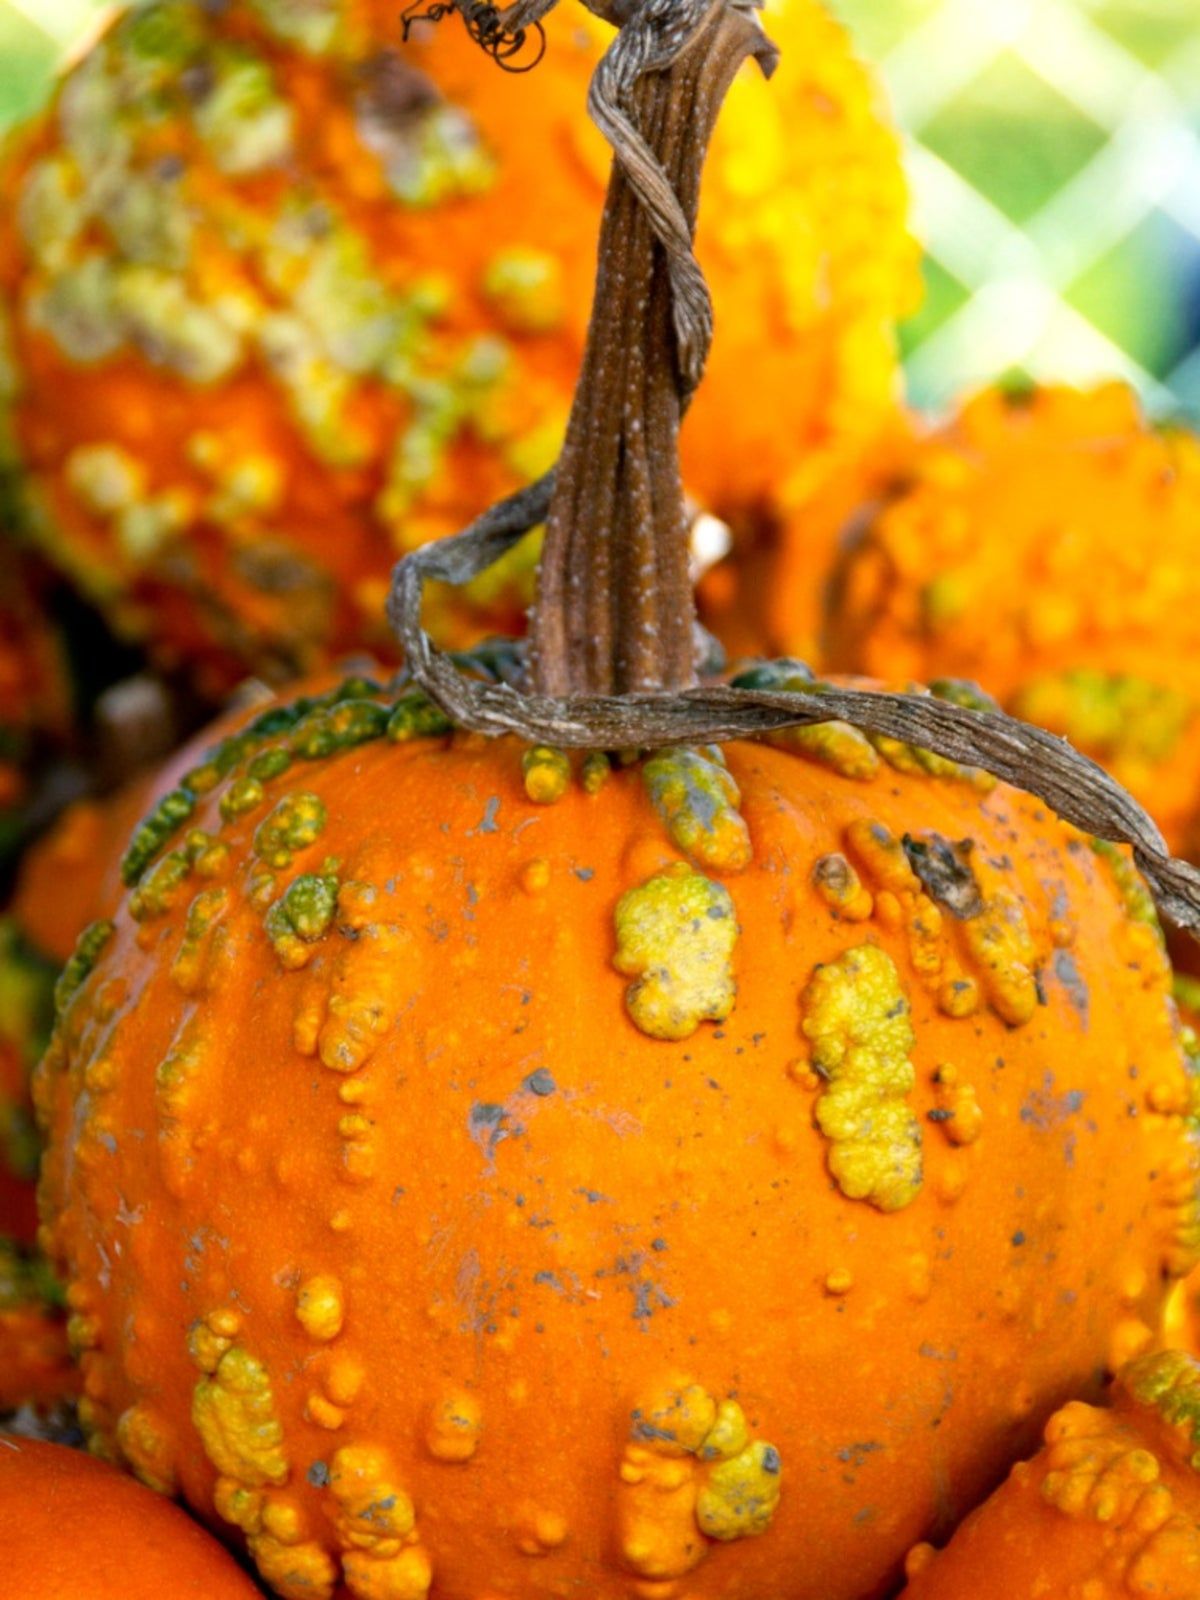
[33,669,1200,1600]
[824,383,1200,849]
[0,0,915,694]
[0,674,365,1396]
[899,1350,1200,1599]
[0,1435,263,1598]
[0,669,362,1216]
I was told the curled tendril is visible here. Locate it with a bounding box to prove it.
[400,0,548,70]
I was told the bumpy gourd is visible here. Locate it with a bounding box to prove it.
[824,383,1200,848]
[900,1350,1200,1598]
[0,0,915,692]
[34,665,1200,1600]
[0,672,352,1218]
[0,1435,263,1597]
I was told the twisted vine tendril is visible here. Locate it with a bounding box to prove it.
[400,0,547,70]
[388,0,1200,939]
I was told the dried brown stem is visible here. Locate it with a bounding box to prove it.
[529,0,773,695]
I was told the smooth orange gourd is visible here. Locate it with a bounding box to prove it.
[0,1435,263,1598]
[0,1238,76,1411]
[899,1350,1200,1599]
[33,664,1200,1600]
[824,383,1200,848]
[0,0,915,693]
[697,408,918,665]
[0,793,153,1235]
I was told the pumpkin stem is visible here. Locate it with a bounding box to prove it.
[528,0,776,697]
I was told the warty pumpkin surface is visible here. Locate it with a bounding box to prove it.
[0,668,362,1215]
[0,1434,263,1598]
[0,0,915,692]
[32,667,1200,1600]
[823,382,1200,849]
[899,1348,1200,1599]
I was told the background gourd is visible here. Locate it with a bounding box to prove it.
[0,0,916,695]
[899,1350,1200,1598]
[0,1434,264,1597]
[820,382,1200,851]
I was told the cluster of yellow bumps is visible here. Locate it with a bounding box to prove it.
[3,1,1200,1599]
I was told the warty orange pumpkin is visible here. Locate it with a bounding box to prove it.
[32,660,1200,1600]
[29,5,1200,1597]
[0,0,915,694]
[0,1434,263,1598]
[0,672,365,1411]
[823,382,1200,850]
[899,1349,1200,1599]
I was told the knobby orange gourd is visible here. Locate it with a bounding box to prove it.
[0,0,915,694]
[0,1435,263,1598]
[0,667,366,1219]
[899,1350,1200,1599]
[32,5,1200,1592]
[0,672,369,1413]
[32,661,1200,1600]
[824,383,1200,850]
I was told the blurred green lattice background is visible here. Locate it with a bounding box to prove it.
[832,0,1200,414]
[3,0,1199,416]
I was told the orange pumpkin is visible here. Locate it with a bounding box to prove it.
[30,661,1200,1600]
[899,1349,1200,1599]
[0,0,915,694]
[823,383,1200,849]
[0,1435,263,1597]
[1160,991,1200,1358]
